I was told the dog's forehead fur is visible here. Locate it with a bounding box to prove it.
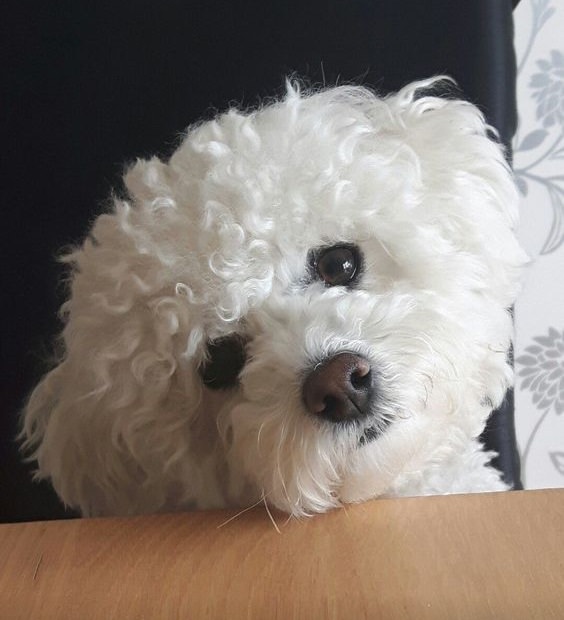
[22,79,528,517]
[120,82,521,327]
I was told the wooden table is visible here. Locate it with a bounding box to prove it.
[1,489,563,619]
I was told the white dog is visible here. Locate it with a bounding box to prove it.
[21,78,528,518]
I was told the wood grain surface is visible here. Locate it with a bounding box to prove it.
[1,489,563,619]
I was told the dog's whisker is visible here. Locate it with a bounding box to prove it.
[262,493,281,534]
[216,496,265,529]
[341,501,351,520]
[273,417,294,507]
[256,420,266,451]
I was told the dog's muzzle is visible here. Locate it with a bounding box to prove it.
[302,352,376,424]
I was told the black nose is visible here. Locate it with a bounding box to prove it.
[302,353,375,423]
[199,334,247,390]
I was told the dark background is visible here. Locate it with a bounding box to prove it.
[2,0,518,522]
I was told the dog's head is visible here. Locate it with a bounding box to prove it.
[22,79,527,516]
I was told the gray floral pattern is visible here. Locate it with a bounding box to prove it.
[514,0,564,487]
[516,327,564,415]
[550,451,564,474]
[516,328,564,477]
[514,0,564,255]
[530,49,564,128]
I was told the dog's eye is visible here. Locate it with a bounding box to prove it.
[198,335,247,390]
[313,245,361,287]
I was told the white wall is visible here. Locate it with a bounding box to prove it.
[514,0,564,488]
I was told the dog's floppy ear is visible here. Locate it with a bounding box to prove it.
[20,156,205,516]
[380,78,528,411]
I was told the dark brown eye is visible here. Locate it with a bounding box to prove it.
[314,245,361,287]
[198,334,247,389]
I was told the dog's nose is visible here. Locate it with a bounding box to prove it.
[302,353,375,423]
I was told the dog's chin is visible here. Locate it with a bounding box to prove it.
[338,449,393,506]
[357,419,392,447]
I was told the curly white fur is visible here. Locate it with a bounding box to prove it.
[21,78,528,517]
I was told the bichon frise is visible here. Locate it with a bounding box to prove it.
[21,78,527,517]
